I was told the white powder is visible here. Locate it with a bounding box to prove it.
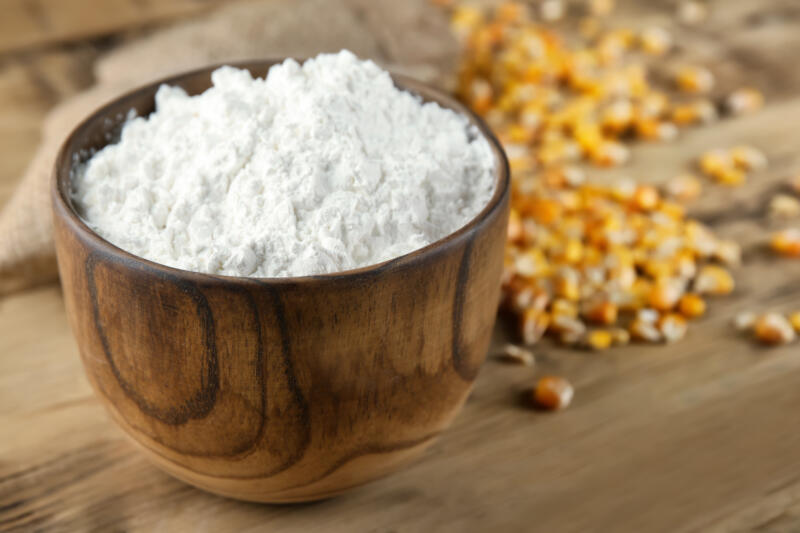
[72,50,495,278]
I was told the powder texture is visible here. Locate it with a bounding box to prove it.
[72,51,495,277]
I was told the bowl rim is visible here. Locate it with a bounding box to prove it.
[52,58,510,286]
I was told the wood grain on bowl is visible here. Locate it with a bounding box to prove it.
[51,62,509,502]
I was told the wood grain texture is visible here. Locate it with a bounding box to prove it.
[3,0,800,530]
[0,0,227,54]
[49,61,510,503]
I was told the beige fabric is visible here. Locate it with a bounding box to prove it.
[0,0,457,295]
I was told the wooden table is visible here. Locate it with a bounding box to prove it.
[3,1,800,531]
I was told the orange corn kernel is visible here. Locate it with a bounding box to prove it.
[754,313,796,345]
[532,376,574,410]
[584,300,618,325]
[520,308,551,345]
[694,265,735,295]
[678,293,706,318]
[632,185,661,211]
[590,140,630,167]
[726,88,764,116]
[771,229,800,257]
[671,100,718,125]
[676,65,714,94]
[528,198,563,224]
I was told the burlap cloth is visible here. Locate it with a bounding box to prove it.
[0,0,457,295]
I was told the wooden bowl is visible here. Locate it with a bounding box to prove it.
[51,60,509,503]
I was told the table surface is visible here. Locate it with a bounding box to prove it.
[3,1,800,531]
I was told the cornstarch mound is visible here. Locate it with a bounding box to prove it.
[72,50,495,277]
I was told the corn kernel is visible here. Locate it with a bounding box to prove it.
[584,300,618,325]
[731,145,767,171]
[713,240,742,266]
[732,311,757,332]
[676,66,714,94]
[726,88,764,116]
[640,26,672,56]
[715,166,746,187]
[649,278,684,311]
[532,376,574,410]
[677,1,708,25]
[520,308,551,344]
[678,293,706,318]
[754,313,796,345]
[552,298,579,318]
[771,229,800,257]
[770,194,800,219]
[591,140,630,167]
[499,343,536,366]
[659,313,688,343]
[665,174,702,202]
[789,312,800,333]
[632,185,661,211]
[699,149,732,177]
[694,265,735,295]
[630,318,662,343]
[586,329,614,350]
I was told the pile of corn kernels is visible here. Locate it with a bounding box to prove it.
[442,0,799,409]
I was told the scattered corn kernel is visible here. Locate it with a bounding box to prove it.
[671,100,717,125]
[498,344,536,366]
[726,88,765,116]
[789,312,800,333]
[754,313,796,345]
[731,145,767,171]
[769,194,800,219]
[677,1,708,25]
[678,293,706,318]
[676,66,714,94]
[699,149,732,177]
[732,311,757,332]
[665,174,703,202]
[771,229,800,257]
[532,376,574,410]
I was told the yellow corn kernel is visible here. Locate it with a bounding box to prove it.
[715,166,747,187]
[730,145,767,171]
[754,312,796,345]
[552,298,579,318]
[671,99,718,126]
[520,308,551,345]
[665,174,702,203]
[699,149,732,177]
[676,65,714,94]
[532,375,574,410]
[694,265,735,295]
[789,312,800,333]
[505,277,550,313]
[451,6,484,40]
[726,88,764,116]
[640,26,672,56]
[659,313,688,343]
[586,329,614,350]
[513,248,550,277]
[601,99,634,133]
[555,275,581,301]
[674,250,697,279]
[678,293,706,319]
[771,229,800,257]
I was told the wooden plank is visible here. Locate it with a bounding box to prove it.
[0,0,227,54]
